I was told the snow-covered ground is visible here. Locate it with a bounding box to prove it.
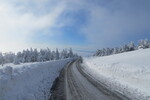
[0,58,73,100]
[83,48,150,100]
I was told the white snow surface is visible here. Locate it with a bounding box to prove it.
[83,49,150,100]
[0,58,73,100]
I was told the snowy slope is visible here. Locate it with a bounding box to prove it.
[83,49,150,100]
[0,58,73,100]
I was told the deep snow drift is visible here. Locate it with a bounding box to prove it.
[83,48,150,100]
[0,58,73,100]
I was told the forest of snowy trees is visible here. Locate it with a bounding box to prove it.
[0,48,78,65]
[94,39,150,57]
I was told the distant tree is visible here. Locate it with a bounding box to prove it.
[51,51,55,60]
[55,48,59,60]
[22,50,27,62]
[65,49,69,58]
[13,56,20,65]
[37,52,42,62]
[46,48,51,60]
[143,39,149,48]
[94,49,100,56]
[122,44,130,52]
[138,39,145,49]
[106,48,111,55]
[33,48,38,62]
[16,52,23,63]
[3,52,15,63]
[128,41,135,51]
[148,42,150,48]
[60,49,65,59]
[112,47,119,54]
[0,52,4,65]
[68,48,74,58]
[102,48,106,56]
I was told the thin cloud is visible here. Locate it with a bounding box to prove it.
[81,0,150,47]
[0,0,66,52]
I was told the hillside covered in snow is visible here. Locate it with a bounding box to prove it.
[83,48,150,100]
[0,58,73,100]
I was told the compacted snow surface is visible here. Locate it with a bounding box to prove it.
[83,48,150,100]
[0,58,72,100]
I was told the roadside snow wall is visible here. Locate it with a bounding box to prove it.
[0,58,72,100]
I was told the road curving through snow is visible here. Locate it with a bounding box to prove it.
[50,60,129,100]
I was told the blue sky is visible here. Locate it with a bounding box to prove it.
[0,0,150,56]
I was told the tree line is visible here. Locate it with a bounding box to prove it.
[94,39,150,57]
[0,48,78,65]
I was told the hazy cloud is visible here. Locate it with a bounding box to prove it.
[0,0,66,52]
[81,0,150,47]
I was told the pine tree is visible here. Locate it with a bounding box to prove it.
[128,41,135,51]
[55,48,60,60]
[13,56,20,65]
[138,39,144,49]
[68,48,73,58]
[0,52,3,65]
[143,39,149,48]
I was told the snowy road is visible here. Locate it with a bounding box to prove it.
[50,60,129,100]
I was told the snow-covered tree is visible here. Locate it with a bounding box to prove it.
[33,48,38,62]
[137,39,149,49]
[51,51,55,60]
[112,47,119,54]
[13,56,20,65]
[143,39,149,48]
[60,49,65,59]
[106,48,111,55]
[94,39,150,57]
[16,52,23,63]
[0,47,77,65]
[68,48,73,58]
[94,49,100,56]
[55,48,59,60]
[0,52,4,65]
[47,48,52,60]
[128,41,135,51]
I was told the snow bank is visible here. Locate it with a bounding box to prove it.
[83,49,150,100]
[0,58,73,100]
